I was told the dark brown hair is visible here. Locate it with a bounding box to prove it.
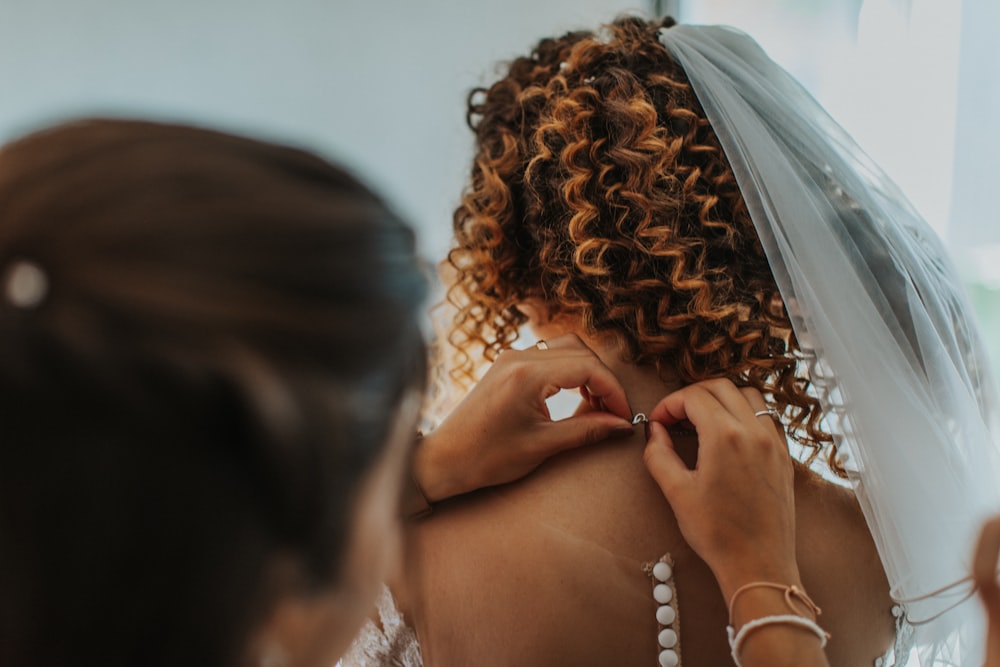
[0,119,427,666]
[445,16,834,467]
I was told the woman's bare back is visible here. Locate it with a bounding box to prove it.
[399,429,895,666]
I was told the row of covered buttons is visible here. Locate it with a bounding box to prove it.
[652,561,679,667]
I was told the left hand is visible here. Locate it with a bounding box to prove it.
[642,378,798,600]
[413,333,634,503]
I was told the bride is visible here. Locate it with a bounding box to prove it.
[349,16,1000,667]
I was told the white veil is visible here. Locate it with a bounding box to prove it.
[659,24,1000,666]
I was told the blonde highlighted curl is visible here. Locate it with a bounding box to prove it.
[445,16,838,473]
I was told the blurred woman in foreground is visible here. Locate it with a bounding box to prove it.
[0,118,639,667]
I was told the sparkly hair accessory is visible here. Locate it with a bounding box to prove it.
[3,260,48,309]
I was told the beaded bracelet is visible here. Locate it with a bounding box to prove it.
[727,614,828,666]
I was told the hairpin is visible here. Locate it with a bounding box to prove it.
[3,259,48,309]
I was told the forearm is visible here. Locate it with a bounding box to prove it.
[402,433,452,518]
[404,430,466,517]
[404,427,490,518]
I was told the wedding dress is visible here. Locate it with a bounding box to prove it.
[347,22,1000,667]
[341,586,422,667]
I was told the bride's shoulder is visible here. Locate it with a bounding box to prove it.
[794,460,861,509]
[794,461,885,565]
[792,462,896,656]
[794,461,889,580]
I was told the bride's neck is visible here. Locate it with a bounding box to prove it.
[579,334,684,417]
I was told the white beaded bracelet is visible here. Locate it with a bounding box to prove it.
[727,614,828,667]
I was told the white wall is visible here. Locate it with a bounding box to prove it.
[0,0,649,261]
[681,0,964,242]
[950,0,1000,248]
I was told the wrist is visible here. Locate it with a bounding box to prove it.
[402,466,434,519]
[411,430,467,504]
[712,559,803,606]
[725,581,830,667]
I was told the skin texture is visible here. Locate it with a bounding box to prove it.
[398,320,894,667]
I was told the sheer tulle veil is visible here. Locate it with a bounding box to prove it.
[659,24,1000,666]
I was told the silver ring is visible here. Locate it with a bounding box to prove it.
[535,340,549,350]
[631,413,648,425]
[754,409,780,420]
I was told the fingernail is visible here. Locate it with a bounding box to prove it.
[610,425,635,440]
[644,421,651,440]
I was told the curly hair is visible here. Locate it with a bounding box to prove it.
[444,16,839,473]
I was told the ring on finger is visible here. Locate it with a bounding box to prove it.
[754,409,781,421]
[535,340,549,350]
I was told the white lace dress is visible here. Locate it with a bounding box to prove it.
[342,585,423,667]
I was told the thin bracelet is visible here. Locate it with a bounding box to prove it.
[727,614,828,666]
[727,581,822,626]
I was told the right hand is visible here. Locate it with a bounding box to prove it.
[641,378,799,599]
[413,334,634,503]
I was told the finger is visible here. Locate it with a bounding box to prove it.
[737,387,773,419]
[512,334,631,419]
[539,355,632,420]
[642,421,691,502]
[694,378,762,424]
[738,386,786,440]
[691,383,788,464]
[647,384,731,438]
[578,385,605,413]
[526,335,626,415]
[974,516,1000,591]
[538,412,636,454]
[736,385,768,416]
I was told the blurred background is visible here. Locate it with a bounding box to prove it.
[1,0,997,375]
